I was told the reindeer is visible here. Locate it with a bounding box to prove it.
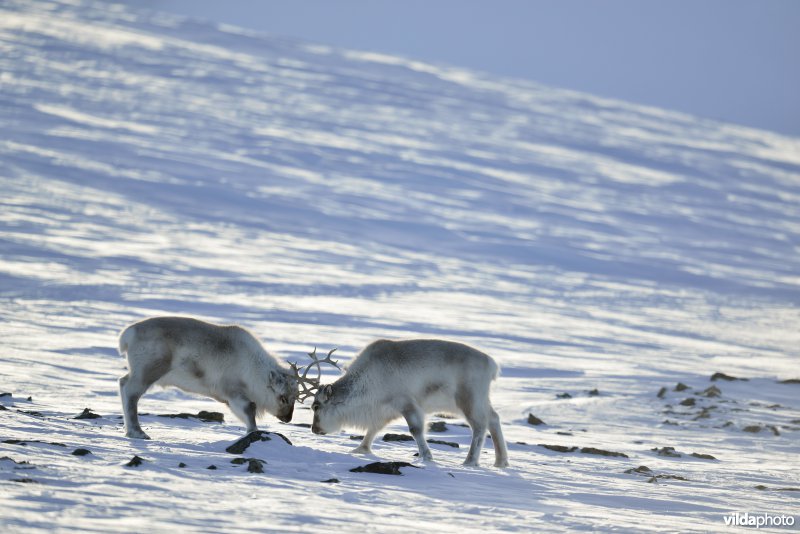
[117,316,299,439]
[304,339,509,467]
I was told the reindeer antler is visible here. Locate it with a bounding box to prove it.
[290,347,340,403]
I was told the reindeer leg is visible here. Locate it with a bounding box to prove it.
[352,427,379,454]
[119,373,151,440]
[402,405,433,462]
[121,350,173,440]
[228,396,258,434]
[464,418,487,467]
[488,407,509,467]
[459,392,488,467]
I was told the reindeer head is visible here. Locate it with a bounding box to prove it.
[310,383,345,435]
[269,368,298,423]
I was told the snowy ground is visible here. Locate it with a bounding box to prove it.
[1,1,799,531]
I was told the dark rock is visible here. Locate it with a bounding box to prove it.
[652,446,681,457]
[647,474,688,483]
[382,433,414,442]
[125,455,144,467]
[18,410,43,417]
[0,405,7,411]
[207,465,217,470]
[197,411,224,423]
[321,478,340,483]
[580,447,628,458]
[426,439,459,448]
[428,421,448,433]
[0,392,11,398]
[0,456,31,467]
[11,478,39,483]
[674,383,690,392]
[292,423,312,428]
[657,387,667,398]
[693,407,716,420]
[71,448,91,456]
[690,452,717,460]
[778,378,800,384]
[742,425,762,433]
[556,431,573,436]
[625,465,652,474]
[700,386,721,398]
[350,461,418,475]
[246,459,265,473]
[711,372,746,382]
[232,457,266,473]
[26,396,32,401]
[768,425,780,436]
[662,420,679,425]
[226,431,292,454]
[350,435,365,441]
[538,444,577,453]
[587,389,600,396]
[178,462,187,468]
[226,431,270,454]
[74,408,101,420]
[722,421,735,428]
[157,411,224,423]
[527,414,545,426]
[556,392,573,399]
[755,484,768,490]
[679,398,695,407]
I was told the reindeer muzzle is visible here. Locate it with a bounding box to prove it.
[277,405,294,423]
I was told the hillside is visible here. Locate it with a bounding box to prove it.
[1,1,798,531]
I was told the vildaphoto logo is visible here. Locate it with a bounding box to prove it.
[723,512,795,528]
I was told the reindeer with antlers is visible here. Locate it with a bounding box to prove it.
[118,317,306,439]
[302,339,509,467]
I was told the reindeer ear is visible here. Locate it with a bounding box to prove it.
[269,370,283,385]
[324,384,333,398]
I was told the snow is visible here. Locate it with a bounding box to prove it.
[1,0,799,531]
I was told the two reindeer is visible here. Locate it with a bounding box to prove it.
[118,316,509,467]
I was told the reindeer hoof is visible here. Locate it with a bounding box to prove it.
[126,430,151,440]
[351,446,372,455]
[494,459,509,468]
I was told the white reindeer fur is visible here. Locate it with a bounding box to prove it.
[312,339,509,467]
[117,316,297,439]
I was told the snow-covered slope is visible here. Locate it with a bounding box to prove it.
[1,1,798,531]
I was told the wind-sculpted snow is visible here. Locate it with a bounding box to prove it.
[1,1,798,532]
